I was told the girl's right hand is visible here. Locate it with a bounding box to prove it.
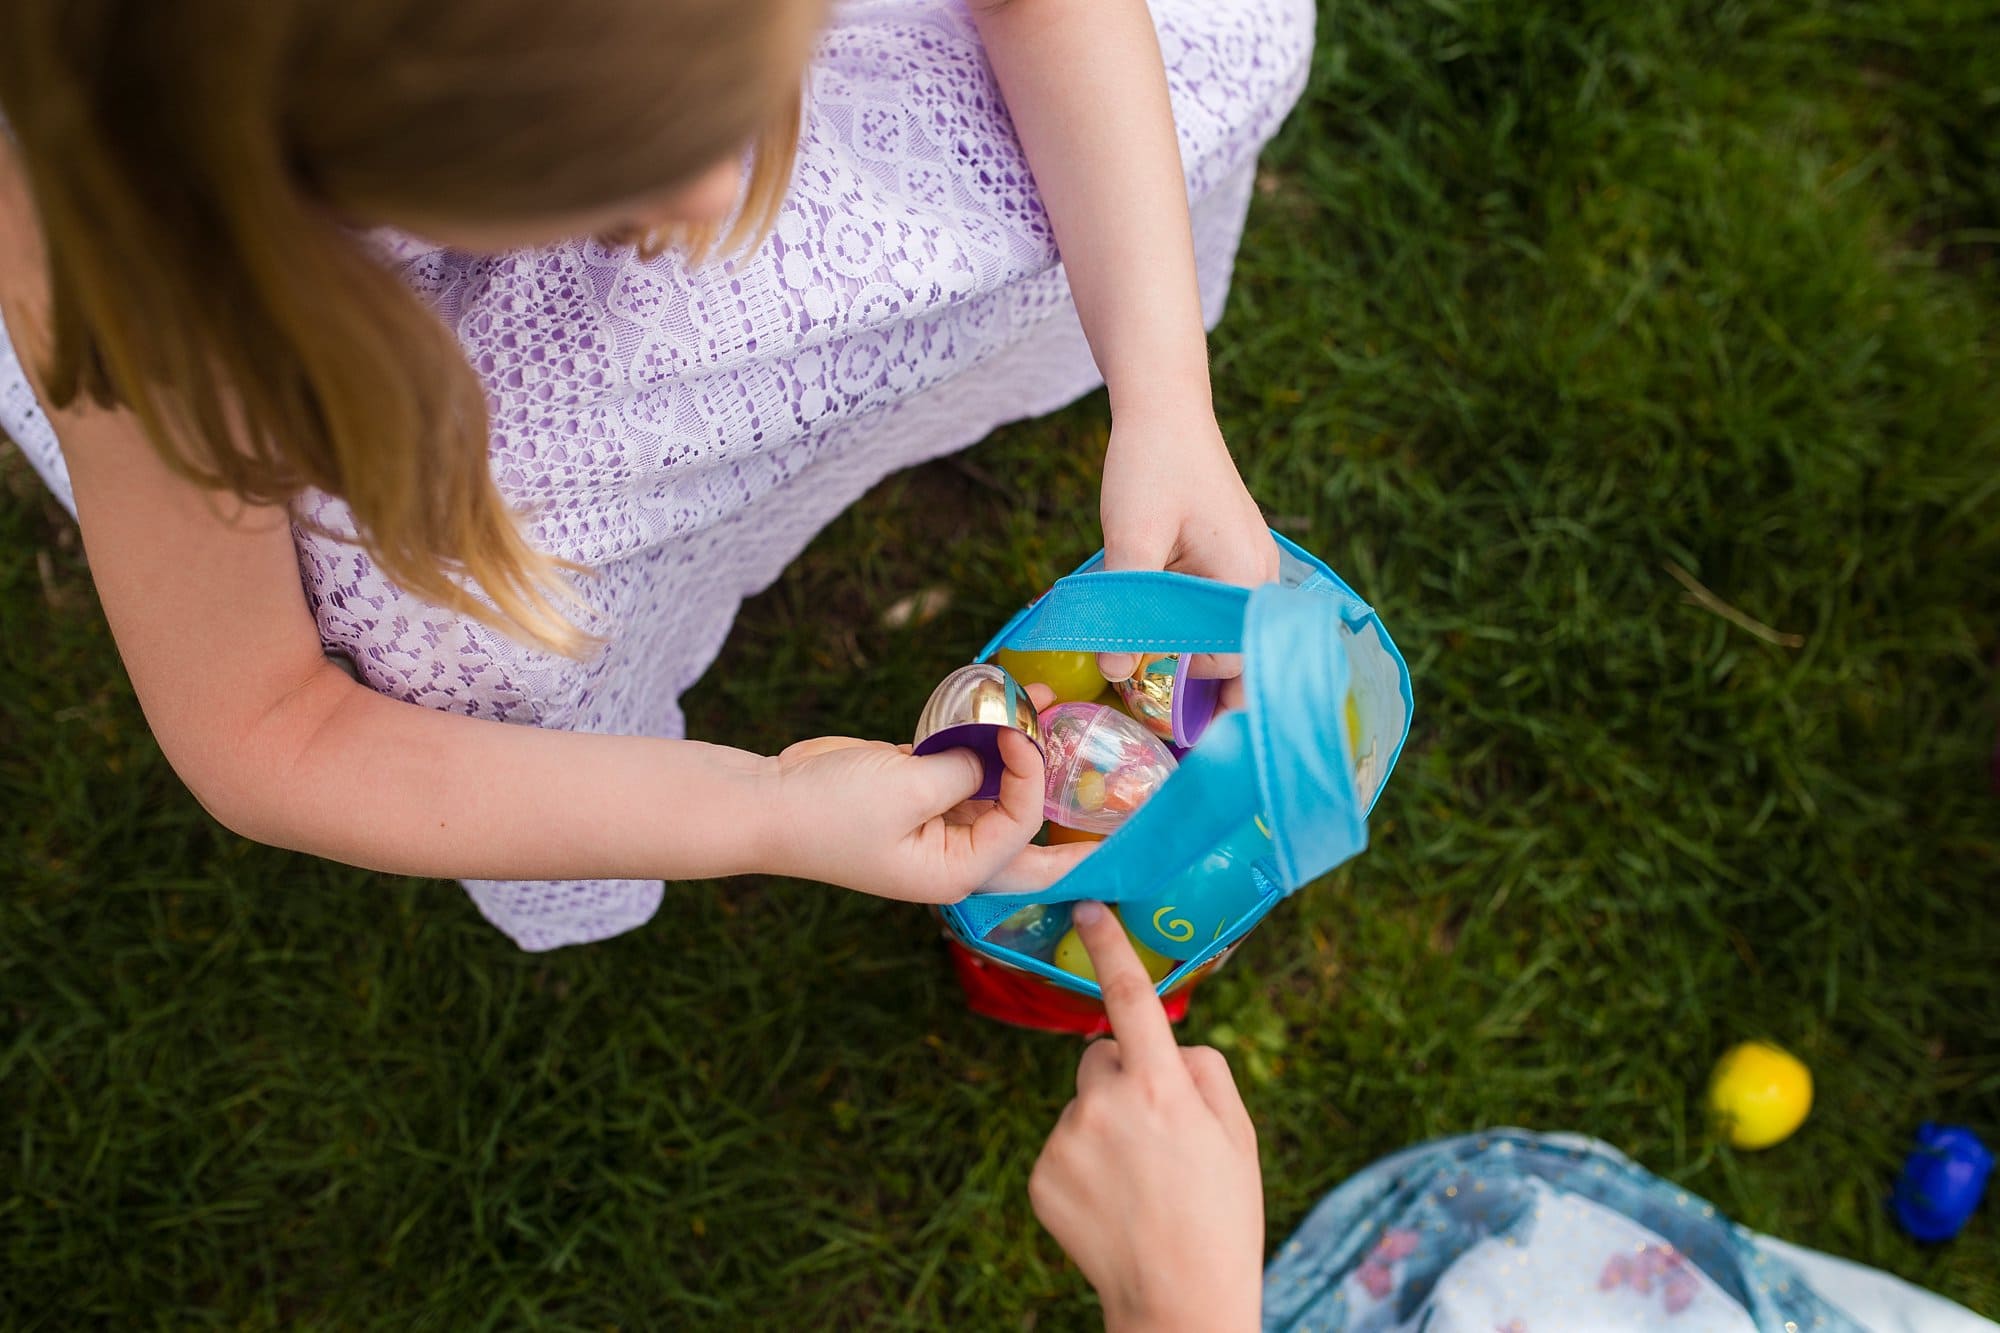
[1030,902,1264,1333]
[765,728,1091,902]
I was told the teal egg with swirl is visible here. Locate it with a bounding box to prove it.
[1124,815,1276,958]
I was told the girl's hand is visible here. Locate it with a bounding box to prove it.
[1030,901,1263,1333]
[1098,405,1279,686]
[765,728,1089,903]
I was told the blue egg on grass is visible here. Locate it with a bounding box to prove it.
[1893,1123,1993,1242]
[1124,815,1276,958]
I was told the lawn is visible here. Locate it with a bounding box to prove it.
[4,0,1998,1327]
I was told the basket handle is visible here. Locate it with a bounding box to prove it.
[1242,582,1367,888]
[985,530,1374,659]
[999,568,1252,656]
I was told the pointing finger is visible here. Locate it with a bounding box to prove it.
[1074,901,1180,1077]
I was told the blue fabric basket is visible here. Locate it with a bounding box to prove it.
[939,532,1413,998]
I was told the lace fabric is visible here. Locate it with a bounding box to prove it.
[2,0,1315,949]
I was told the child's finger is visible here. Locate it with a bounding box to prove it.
[1074,1035,1122,1094]
[1024,682,1056,711]
[907,745,989,812]
[1181,1046,1256,1146]
[917,727,1043,823]
[956,729,1051,874]
[990,727,1048,826]
[1096,651,1138,685]
[1074,901,1181,1077]
[975,840,1096,894]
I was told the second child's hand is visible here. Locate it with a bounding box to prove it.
[1030,901,1264,1333]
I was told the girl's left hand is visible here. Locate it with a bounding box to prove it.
[1098,405,1278,685]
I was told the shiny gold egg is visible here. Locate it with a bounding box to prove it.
[912,663,1043,801]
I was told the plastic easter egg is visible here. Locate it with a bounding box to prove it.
[1038,702,1177,834]
[1113,655,1176,738]
[1053,915,1176,984]
[1044,823,1107,846]
[1893,1124,1993,1242]
[1113,653,1221,749]
[1124,814,1276,958]
[912,663,1042,801]
[1707,1041,1813,1149]
[985,901,1073,964]
[993,648,1107,704]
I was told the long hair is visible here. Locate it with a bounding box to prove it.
[0,0,813,655]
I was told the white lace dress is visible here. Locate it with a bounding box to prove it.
[1,0,1315,949]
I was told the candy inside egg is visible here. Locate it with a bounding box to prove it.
[1038,702,1177,835]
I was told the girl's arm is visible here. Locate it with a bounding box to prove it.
[970,0,1208,425]
[969,0,1279,677]
[46,401,766,882]
[39,395,1073,897]
[1,156,1068,901]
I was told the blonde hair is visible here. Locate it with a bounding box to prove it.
[0,0,812,656]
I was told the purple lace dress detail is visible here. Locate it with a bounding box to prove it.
[1,0,1314,949]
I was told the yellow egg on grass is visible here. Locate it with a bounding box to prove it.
[1053,917,1176,984]
[993,648,1107,705]
[1708,1041,1813,1149]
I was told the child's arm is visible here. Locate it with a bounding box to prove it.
[58,426,746,881]
[970,0,1279,676]
[1,162,1070,901]
[37,393,1071,898]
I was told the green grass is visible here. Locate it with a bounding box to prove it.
[5,0,1999,1326]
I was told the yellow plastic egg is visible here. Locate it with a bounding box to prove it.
[1708,1041,1813,1149]
[993,648,1107,704]
[1053,917,1176,984]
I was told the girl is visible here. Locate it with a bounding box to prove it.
[0,0,1312,948]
